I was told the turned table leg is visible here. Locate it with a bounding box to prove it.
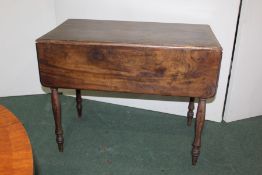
[76,89,82,117]
[187,97,195,126]
[192,98,206,165]
[51,88,64,152]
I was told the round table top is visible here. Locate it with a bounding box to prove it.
[0,105,33,175]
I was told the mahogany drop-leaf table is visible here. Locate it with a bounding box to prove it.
[36,19,222,165]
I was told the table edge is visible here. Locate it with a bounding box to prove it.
[36,40,222,51]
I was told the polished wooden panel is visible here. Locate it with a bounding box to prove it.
[36,43,221,98]
[0,105,33,175]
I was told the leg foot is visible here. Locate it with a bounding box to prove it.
[192,145,200,165]
[51,88,64,152]
[58,143,64,152]
[187,97,195,126]
[76,89,82,117]
[191,98,206,165]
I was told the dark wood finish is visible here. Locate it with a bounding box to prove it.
[0,105,33,175]
[37,19,221,49]
[36,19,222,98]
[37,43,221,98]
[36,19,222,165]
[187,97,195,126]
[192,98,206,165]
[76,89,82,117]
[51,88,64,152]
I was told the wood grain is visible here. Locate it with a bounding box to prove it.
[36,43,222,98]
[0,105,33,175]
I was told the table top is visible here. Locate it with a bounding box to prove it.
[37,19,221,50]
[0,105,33,175]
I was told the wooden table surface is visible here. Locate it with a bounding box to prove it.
[37,19,221,49]
[36,19,222,98]
[0,105,33,175]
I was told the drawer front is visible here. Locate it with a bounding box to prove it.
[36,43,222,98]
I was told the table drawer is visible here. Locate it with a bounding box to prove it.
[36,43,221,98]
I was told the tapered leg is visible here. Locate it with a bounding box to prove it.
[76,89,82,117]
[51,88,64,152]
[192,98,206,165]
[187,97,195,126]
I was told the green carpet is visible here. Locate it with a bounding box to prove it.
[0,94,261,175]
